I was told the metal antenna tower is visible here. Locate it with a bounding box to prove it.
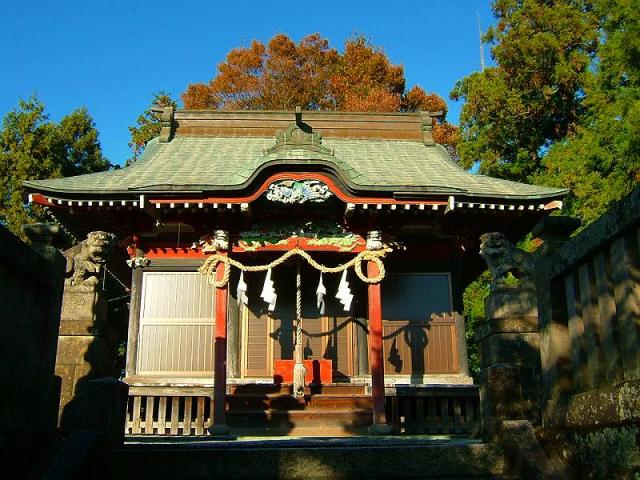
[477,10,485,71]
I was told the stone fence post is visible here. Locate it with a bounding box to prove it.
[476,233,542,439]
[56,231,118,436]
[70,378,129,447]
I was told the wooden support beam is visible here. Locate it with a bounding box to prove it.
[344,203,355,223]
[367,261,391,434]
[125,268,143,378]
[240,202,252,223]
[210,252,230,435]
[454,312,470,377]
[445,195,455,214]
[227,269,241,380]
[356,317,369,376]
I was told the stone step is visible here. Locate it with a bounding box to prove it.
[228,383,368,396]
[226,426,372,437]
[227,393,373,411]
[227,408,373,429]
[87,439,509,479]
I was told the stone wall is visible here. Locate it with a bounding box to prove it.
[478,187,640,435]
[534,187,640,431]
[0,224,65,469]
[475,191,640,477]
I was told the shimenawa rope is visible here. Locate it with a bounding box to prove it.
[198,246,390,288]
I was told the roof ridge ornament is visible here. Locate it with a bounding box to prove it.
[265,106,334,156]
[151,106,175,143]
[419,110,442,146]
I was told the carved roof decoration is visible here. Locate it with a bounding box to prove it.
[266,179,332,204]
[265,109,334,156]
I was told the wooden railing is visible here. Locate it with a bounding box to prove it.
[386,386,479,435]
[126,385,480,436]
[126,387,213,436]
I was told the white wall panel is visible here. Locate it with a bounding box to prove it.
[137,272,215,376]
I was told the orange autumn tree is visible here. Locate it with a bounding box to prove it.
[182,34,459,152]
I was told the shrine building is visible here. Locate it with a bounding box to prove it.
[25,108,566,436]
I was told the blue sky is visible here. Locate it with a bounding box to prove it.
[0,1,495,166]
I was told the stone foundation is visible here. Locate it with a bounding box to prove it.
[477,287,542,438]
[56,285,112,432]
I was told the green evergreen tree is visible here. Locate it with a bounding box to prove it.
[537,0,640,222]
[451,0,599,181]
[453,0,640,347]
[452,0,638,223]
[0,95,109,237]
[56,107,110,176]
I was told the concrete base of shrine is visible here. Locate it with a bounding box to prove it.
[88,437,508,479]
[208,424,231,436]
[367,423,393,435]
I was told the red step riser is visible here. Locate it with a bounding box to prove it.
[228,384,368,396]
[227,397,373,411]
[227,411,373,429]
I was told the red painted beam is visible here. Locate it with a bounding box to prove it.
[144,236,367,257]
[367,260,387,426]
[213,254,229,428]
[146,247,207,258]
[148,172,450,207]
[30,193,52,206]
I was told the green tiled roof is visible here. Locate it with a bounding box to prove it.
[25,136,567,200]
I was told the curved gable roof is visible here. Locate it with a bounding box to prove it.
[25,110,567,201]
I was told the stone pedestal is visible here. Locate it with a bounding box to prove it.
[71,378,129,447]
[56,285,112,432]
[477,287,542,439]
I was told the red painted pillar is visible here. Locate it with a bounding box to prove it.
[211,254,229,433]
[367,260,388,428]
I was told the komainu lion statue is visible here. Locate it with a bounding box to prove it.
[64,231,115,286]
[479,232,534,290]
